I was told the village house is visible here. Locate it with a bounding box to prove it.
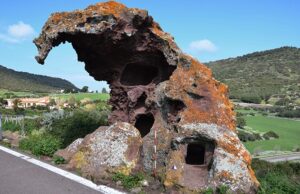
[6,97,50,109]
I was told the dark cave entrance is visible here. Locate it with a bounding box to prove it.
[185,144,205,165]
[181,140,215,188]
[120,62,159,86]
[134,113,154,138]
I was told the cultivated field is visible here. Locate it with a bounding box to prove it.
[244,115,300,153]
[50,93,110,101]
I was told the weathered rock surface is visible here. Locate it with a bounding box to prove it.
[2,131,21,147]
[35,1,259,193]
[63,122,142,179]
[55,138,83,162]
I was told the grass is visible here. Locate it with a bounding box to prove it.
[0,89,41,98]
[50,93,109,101]
[243,115,300,153]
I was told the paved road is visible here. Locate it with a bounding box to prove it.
[257,152,300,163]
[0,150,102,194]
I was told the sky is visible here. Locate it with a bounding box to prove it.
[0,0,299,91]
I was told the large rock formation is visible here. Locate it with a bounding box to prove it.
[34,1,259,193]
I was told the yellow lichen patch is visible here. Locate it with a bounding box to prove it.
[114,163,135,176]
[164,150,185,188]
[70,151,87,169]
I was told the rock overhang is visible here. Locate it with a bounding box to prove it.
[34,1,259,193]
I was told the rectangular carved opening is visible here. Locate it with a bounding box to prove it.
[185,143,205,165]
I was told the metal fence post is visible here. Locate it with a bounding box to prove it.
[0,113,2,140]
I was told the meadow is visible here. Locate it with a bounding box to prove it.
[243,114,300,153]
[0,89,38,98]
[50,92,110,101]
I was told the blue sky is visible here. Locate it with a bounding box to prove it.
[0,0,299,91]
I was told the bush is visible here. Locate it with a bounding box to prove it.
[237,116,246,128]
[262,131,279,140]
[252,159,300,194]
[277,108,300,118]
[50,110,109,147]
[19,134,61,157]
[275,98,291,106]
[240,96,262,104]
[238,130,262,142]
[53,155,66,165]
[2,118,40,134]
[112,172,144,189]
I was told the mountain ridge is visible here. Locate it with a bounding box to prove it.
[0,64,78,92]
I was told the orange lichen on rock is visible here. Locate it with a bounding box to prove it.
[166,54,236,130]
[35,1,258,193]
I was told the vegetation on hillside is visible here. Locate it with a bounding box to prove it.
[252,159,300,194]
[206,47,300,105]
[0,64,78,92]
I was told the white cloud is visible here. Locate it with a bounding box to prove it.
[0,21,35,43]
[189,39,217,53]
[8,22,35,38]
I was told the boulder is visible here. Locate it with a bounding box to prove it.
[34,1,259,193]
[55,138,83,162]
[2,131,21,147]
[67,122,142,179]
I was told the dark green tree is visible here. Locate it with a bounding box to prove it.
[102,87,108,94]
[81,86,89,93]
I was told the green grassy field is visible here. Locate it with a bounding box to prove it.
[244,115,300,153]
[50,93,110,101]
[0,89,39,98]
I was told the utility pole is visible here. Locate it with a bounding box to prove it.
[0,113,2,140]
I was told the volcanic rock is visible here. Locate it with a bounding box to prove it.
[55,138,83,162]
[34,1,259,193]
[67,123,142,178]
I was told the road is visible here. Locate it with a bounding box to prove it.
[0,146,124,194]
[256,152,300,163]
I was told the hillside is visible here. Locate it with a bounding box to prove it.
[0,65,78,92]
[206,47,300,103]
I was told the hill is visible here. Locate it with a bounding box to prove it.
[206,46,300,103]
[0,64,78,92]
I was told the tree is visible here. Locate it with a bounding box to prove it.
[49,99,56,106]
[102,87,108,94]
[13,99,24,114]
[236,112,246,129]
[0,98,7,106]
[68,96,76,108]
[81,86,89,93]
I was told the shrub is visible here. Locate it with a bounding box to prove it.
[2,118,40,135]
[112,172,144,190]
[19,134,61,157]
[50,110,109,147]
[203,188,214,194]
[262,131,279,140]
[252,159,300,194]
[240,96,262,104]
[277,108,300,118]
[237,130,262,142]
[217,185,230,194]
[236,112,246,129]
[53,155,66,165]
